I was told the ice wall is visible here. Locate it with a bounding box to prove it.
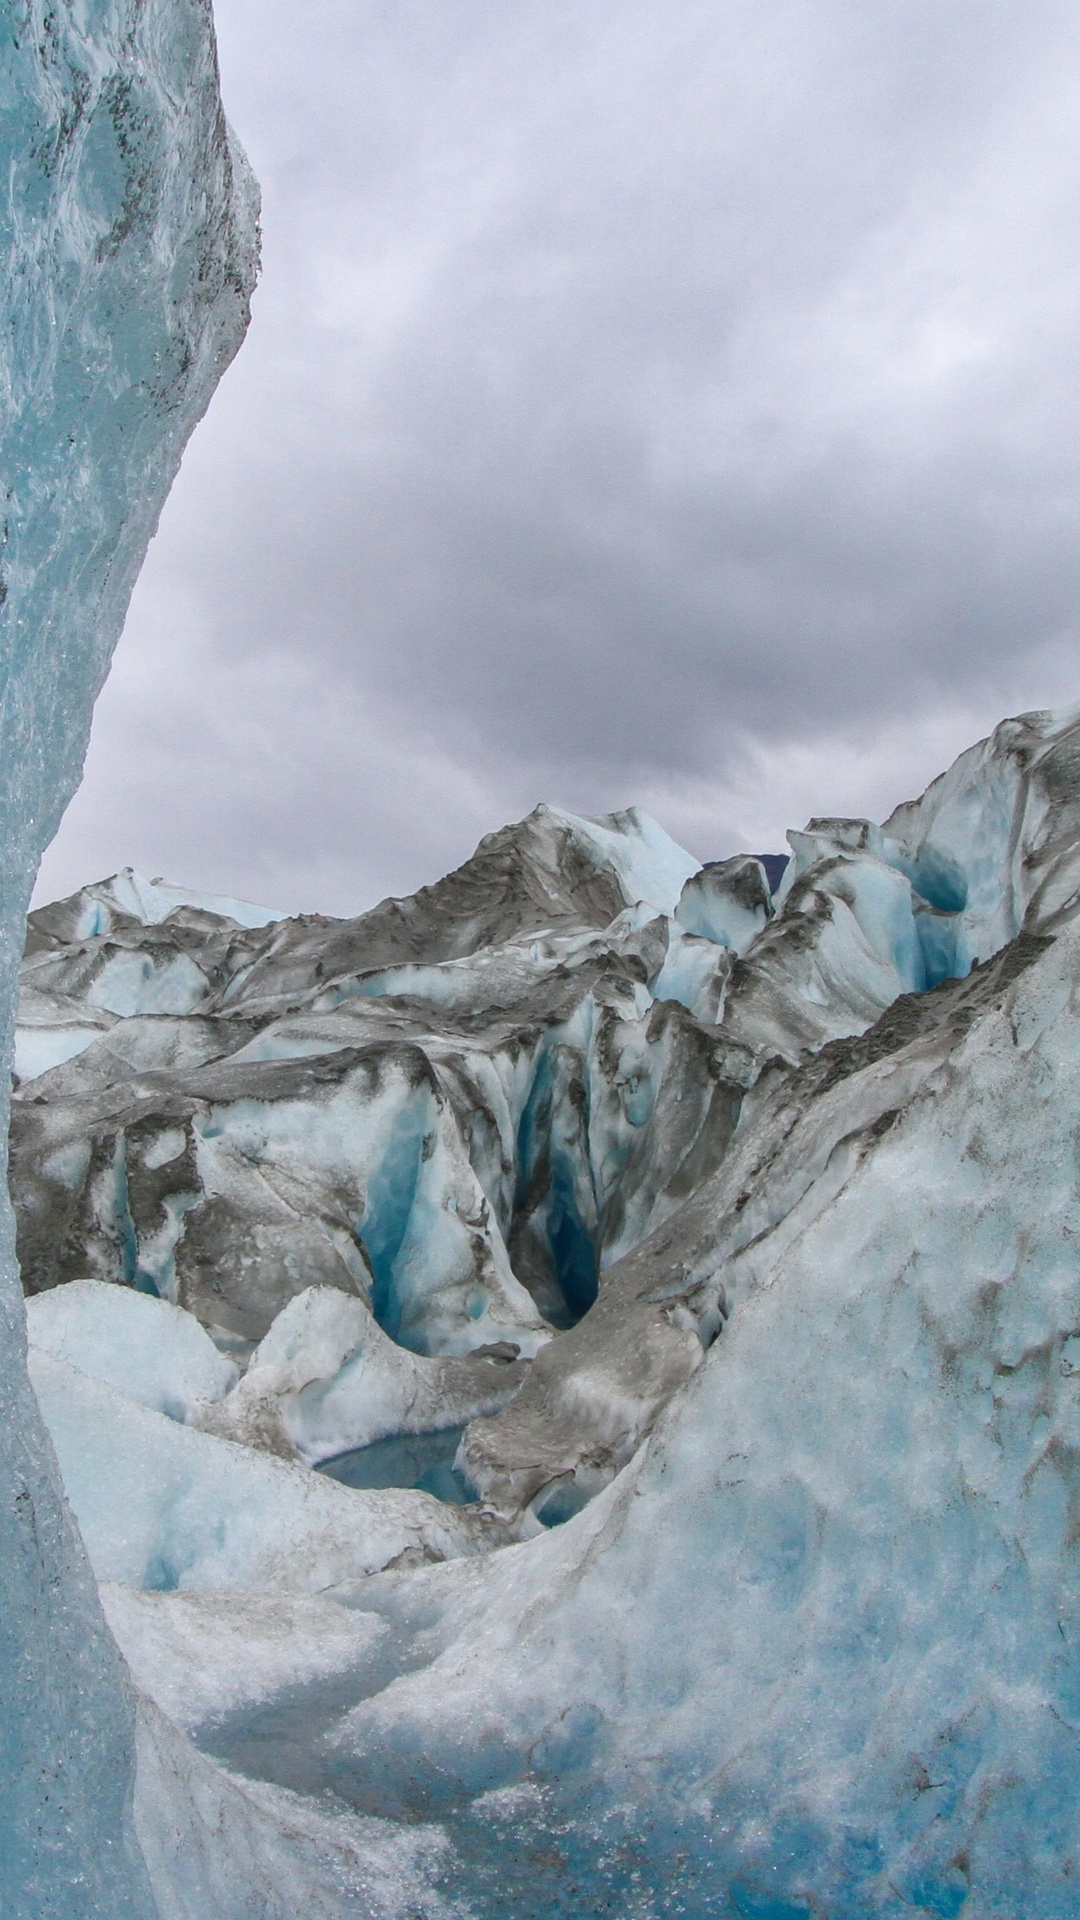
[0,3,257,1911]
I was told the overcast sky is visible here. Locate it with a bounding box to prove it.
[35,0,1080,915]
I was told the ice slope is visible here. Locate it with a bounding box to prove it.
[29,1348,498,1590]
[882,702,1080,977]
[558,803,700,914]
[0,4,258,1914]
[281,913,1080,1917]
[132,1693,462,1920]
[101,1583,392,1732]
[211,800,698,1017]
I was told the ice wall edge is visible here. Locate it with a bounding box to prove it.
[0,3,257,1911]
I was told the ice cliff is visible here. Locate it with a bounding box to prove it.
[12,702,1080,1915]
[0,3,257,1913]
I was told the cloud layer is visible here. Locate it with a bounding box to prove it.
[37,0,1080,914]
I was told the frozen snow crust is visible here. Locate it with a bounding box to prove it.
[15,701,1080,1914]
[0,3,258,1915]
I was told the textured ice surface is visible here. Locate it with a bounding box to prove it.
[199,1283,530,1464]
[16,702,1080,1911]
[27,1278,238,1418]
[30,1347,496,1590]
[13,869,743,1354]
[132,1691,462,1920]
[100,1584,390,1732]
[674,853,773,952]
[0,3,257,1912]
[32,866,283,938]
[290,910,1080,1916]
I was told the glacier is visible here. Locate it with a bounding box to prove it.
[6,4,1080,1913]
[10,696,1080,1915]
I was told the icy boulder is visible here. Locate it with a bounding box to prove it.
[0,2,258,1912]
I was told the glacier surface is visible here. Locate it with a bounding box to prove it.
[14,698,1080,1915]
[7,4,1080,1912]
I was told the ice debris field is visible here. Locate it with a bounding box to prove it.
[5,3,1080,1916]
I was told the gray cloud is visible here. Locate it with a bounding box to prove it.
[37,0,1080,914]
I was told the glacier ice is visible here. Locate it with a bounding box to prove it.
[330,908,1080,1917]
[16,701,1080,1914]
[26,1277,238,1418]
[0,1,257,1912]
[32,866,285,941]
[7,4,1080,1905]
[196,1282,533,1465]
[28,1347,499,1590]
[100,1583,391,1734]
[674,851,773,952]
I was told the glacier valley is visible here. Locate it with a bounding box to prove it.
[14,710,1080,1919]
